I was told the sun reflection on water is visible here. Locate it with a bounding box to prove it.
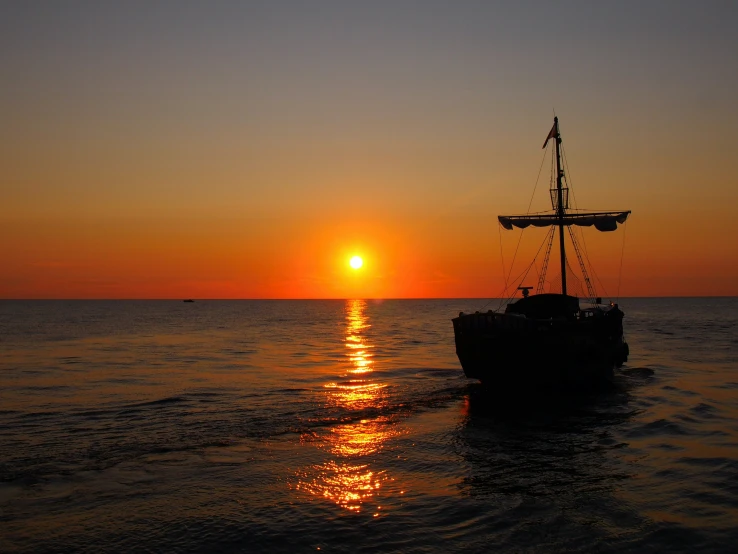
[293,299,401,513]
[344,298,373,374]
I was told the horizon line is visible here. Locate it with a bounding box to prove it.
[2,295,737,301]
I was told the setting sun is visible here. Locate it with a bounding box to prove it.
[349,256,363,270]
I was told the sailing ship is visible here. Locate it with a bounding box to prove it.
[452,117,630,389]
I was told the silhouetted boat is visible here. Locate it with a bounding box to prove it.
[453,117,630,389]
[183,299,195,303]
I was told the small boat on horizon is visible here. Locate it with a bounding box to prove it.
[453,117,631,390]
[183,299,195,303]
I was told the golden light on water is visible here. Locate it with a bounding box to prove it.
[344,297,373,375]
[324,381,385,408]
[293,299,402,513]
[327,417,399,457]
[298,460,384,512]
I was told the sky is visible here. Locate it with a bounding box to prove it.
[2,0,737,298]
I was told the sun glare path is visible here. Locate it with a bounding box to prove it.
[292,299,404,514]
[349,256,363,269]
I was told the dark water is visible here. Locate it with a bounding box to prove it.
[1,298,737,553]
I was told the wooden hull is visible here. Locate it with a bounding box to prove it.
[452,311,628,390]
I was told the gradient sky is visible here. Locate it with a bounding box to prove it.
[2,0,737,298]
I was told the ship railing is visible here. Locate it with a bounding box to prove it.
[455,310,532,332]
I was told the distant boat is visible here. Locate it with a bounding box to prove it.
[452,117,630,390]
[183,299,195,303]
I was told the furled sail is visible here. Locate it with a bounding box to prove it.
[498,211,631,232]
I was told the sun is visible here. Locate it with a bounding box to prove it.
[349,256,363,270]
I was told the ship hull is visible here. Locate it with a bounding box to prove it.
[452,311,628,390]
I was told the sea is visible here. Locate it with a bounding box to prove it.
[1,298,737,553]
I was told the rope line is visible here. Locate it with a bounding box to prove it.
[495,229,553,312]
[616,219,628,302]
[497,221,508,292]
[504,146,549,293]
[528,144,549,214]
[481,146,550,312]
[480,232,549,313]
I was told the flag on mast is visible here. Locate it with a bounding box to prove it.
[542,122,557,149]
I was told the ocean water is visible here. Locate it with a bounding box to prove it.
[1,298,737,553]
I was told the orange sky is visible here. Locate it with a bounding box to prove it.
[2,2,737,298]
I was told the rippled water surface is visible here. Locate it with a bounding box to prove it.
[1,298,737,553]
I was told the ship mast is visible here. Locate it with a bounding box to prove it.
[496,118,631,301]
[553,117,567,296]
